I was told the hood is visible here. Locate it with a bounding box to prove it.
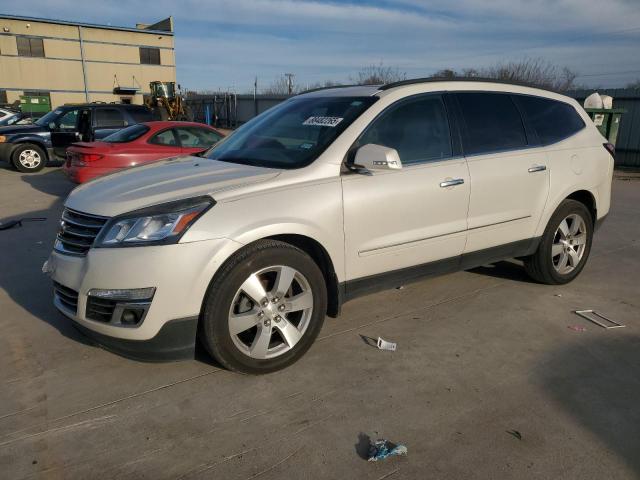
[0,123,47,135]
[65,156,281,217]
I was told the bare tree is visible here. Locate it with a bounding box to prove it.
[351,62,407,85]
[627,79,640,89]
[262,75,301,95]
[430,58,577,91]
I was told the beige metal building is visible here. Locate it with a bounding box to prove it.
[0,14,176,108]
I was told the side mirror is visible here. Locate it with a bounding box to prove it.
[48,122,56,130]
[353,144,402,171]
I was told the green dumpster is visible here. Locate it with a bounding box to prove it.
[19,95,51,119]
[584,108,625,146]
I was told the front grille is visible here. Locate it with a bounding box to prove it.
[55,208,109,256]
[53,281,79,314]
[86,296,117,323]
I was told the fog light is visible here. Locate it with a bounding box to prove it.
[86,288,155,327]
[121,307,146,325]
[87,287,155,301]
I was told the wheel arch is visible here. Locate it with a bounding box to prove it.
[565,189,597,224]
[536,187,598,238]
[12,139,50,161]
[264,234,342,318]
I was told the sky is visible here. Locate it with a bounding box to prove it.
[2,0,640,92]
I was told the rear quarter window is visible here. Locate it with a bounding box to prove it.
[514,96,585,145]
[455,92,528,155]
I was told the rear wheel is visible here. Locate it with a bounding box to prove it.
[199,240,327,374]
[12,144,46,173]
[524,199,593,284]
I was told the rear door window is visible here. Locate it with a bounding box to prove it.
[514,95,585,145]
[358,94,453,165]
[129,107,154,123]
[455,92,528,155]
[95,108,126,128]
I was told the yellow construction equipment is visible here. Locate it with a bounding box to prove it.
[145,81,193,121]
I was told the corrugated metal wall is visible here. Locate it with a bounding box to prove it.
[186,94,289,128]
[188,89,640,168]
[568,88,640,168]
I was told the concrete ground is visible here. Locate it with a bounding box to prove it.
[0,164,639,479]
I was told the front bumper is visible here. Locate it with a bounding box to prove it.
[0,143,16,163]
[47,237,243,360]
[72,316,199,361]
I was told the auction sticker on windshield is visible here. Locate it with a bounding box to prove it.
[302,116,343,127]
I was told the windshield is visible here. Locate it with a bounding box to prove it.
[205,96,378,169]
[103,124,150,143]
[35,109,64,127]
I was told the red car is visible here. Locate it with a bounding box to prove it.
[64,121,224,183]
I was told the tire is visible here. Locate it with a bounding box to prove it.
[524,199,593,284]
[199,239,327,374]
[12,143,46,173]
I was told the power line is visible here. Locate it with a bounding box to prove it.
[576,69,640,78]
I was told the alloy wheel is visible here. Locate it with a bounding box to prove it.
[228,265,314,359]
[551,213,587,274]
[18,149,42,169]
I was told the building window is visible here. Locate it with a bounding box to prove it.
[16,37,45,58]
[0,90,7,104]
[139,47,161,65]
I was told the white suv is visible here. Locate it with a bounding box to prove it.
[46,80,614,373]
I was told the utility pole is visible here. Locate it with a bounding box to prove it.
[284,73,294,95]
[253,76,258,117]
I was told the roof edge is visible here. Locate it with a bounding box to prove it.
[0,14,174,35]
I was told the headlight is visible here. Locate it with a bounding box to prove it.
[95,196,214,247]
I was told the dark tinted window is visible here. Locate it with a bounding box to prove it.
[359,94,452,165]
[16,37,45,57]
[516,95,585,145]
[149,129,179,146]
[95,108,126,128]
[129,107,153,123]
[0,90,7,103]
[456,92,528,154]
[139,47,161,65]
[103,124,150,143]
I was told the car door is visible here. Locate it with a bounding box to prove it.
[342,93,470,291]
[174,126,223,155]
[453,92,550,258]
[93,108,127,140]
[146,128,183,161]
[50,107,82,157]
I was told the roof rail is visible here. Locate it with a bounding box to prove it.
[298,83,380,95]
[379,76,561,94]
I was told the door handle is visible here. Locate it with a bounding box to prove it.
[528,165,547,173]
[440,178,465,188]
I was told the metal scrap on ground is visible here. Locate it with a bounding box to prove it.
[377,337,397,351]
[574,310,625,329]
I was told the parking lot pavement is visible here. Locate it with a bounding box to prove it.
[0,165,639,479]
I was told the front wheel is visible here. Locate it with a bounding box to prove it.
[524,199,593,284]
[12,144,46,173]
[199,240,327,374]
